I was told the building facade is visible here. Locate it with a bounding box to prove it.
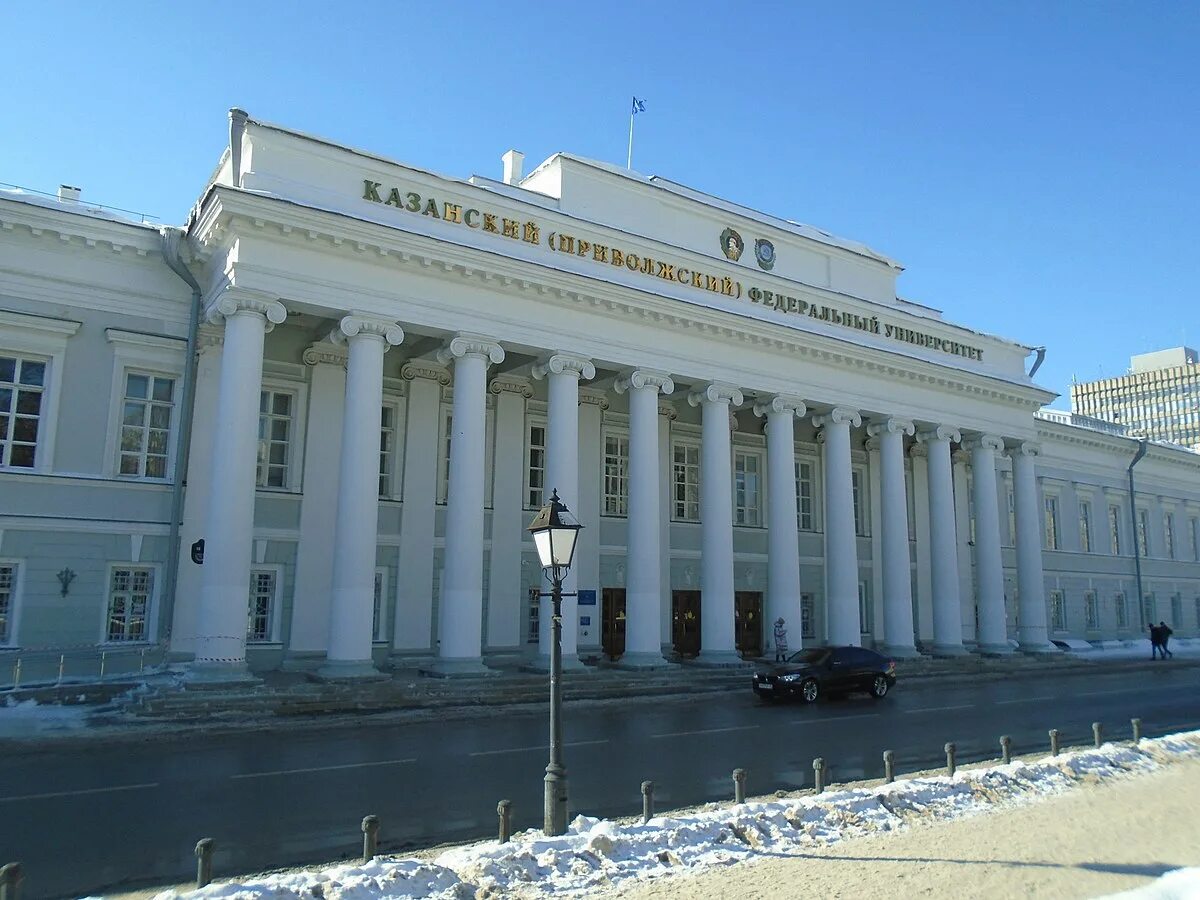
[1071,347,1200,448]
[1,111,1198,682]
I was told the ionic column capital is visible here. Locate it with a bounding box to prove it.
[687,382,743,408]
[329,313,404,348]
[916,425,961,445]
[532,352,595,381]
[197,324,225,353]
[753,394,807,419]
[864,435,882,453]
[812,406,861,429]
[302,340,349,368]
[579,389,610,410]
[908,442,929,460]
[866,417,915,438]
[658,401,678,420]
[204,288,287,329]
[615,368,674,396]
[488,376,533,399]
[965,434,1006,454]
[401,362,451,385]
[437,333,505,366]
[1008,441,1042,459]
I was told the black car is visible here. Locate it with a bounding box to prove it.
[752,646,896,703]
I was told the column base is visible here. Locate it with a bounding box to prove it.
[612,651,677,670]
[420,657,502,678]
[182,660,260,689]
[975,642,1014,657]
[880,644,923,660]
[279,651,325,673]
[1019,643,1061,656]
[688,650,752,669]
[313,659,388,683]
[930,643,971,658]
[521,654,593,674]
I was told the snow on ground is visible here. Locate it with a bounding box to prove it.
[0,696,90,737]
[1062,638,1200,661]
[151,729,1200,900]
[1098,868,1200,899]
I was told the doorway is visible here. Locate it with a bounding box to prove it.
[601,588,627,661]
[671,590,701,658]
[735,591,763,659]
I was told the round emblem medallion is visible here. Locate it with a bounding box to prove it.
[719,227,744,262]
[754,238,776,271]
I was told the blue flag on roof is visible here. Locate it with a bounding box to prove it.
[632,97,646,114]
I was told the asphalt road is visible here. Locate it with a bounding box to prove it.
[3,664,1198,898]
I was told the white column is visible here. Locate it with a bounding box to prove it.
[317,315,403,680]
[189,291,286,682]
[868,417,919,657]
[952,449,975,644]
[285,341,347,668]
[531,352,595,672]
[615,369,675,668]
[754,395,806,654]
[1011,442,1054,652]
[689,382,743,665]
[394,363,447,661]
[486,377,531,652]
[916,425,967,656]
[430,334,504,675]
[576,390,606,654]
[814,407,862,647]
[658,402,675,650]
[909,442,934,646]
[969,434,1011,655]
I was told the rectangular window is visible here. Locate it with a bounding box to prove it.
[800,593,815,640]
[247,570,276,643]
[257,390,293,489]
[526,422,546,509]
[858,581,871,634]
[1191,517,1200,562]
[1143,593,1156,626]
[1109,505,1122,555]
[796,460,815,531]
[373,569,387,642]
[1164,513,1175,560]
[734,451,761,527]
[1137,509,1149,558]
[851,469,868,536]
[1195,597,1200,630]
[118,372,174,478]
[379,405,396,498]
[527,587,540,643]
[672,442,700,521]
[1170,593,1182,629]
[1006,488,1016,547]
[1115,592,1128,629]
[438,410,454,504]
[1049,590,1066,632]
[106,567,153,642]
[0,354,46,469]
[1085,590,1099,630]
[1044,496,1059,550]
[603,432,630,516]
[0,563,15,644]
[1078,500,1091,553]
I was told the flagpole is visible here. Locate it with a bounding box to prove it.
[627,109,635,170]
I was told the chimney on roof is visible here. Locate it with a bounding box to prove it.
[58,185,81,202]
[502,149,524,185]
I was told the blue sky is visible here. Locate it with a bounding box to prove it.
[4,2,1197,407]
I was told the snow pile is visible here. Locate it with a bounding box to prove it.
[1098,867,1200,898]
[0,696,89,736]
[152,730,1200,900]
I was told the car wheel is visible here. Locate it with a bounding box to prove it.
[801,679,820,704]
[870,675,890,699]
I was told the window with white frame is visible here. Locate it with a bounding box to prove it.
[796,459,815,531]
[1109,504,1122,555]
[734,450,761,526]
[1085,590,1099,630]
[1143,593,1156,625]
[603,432,630,516]
[858,581,872,634]
[1043,496,1060,550]
[1049,590,1066,632]
[379,405,397,498]
[0,355,46,469]
[106,567,153,642]
[1115,592,1128,629]
[800,593,815,639]
[526,421,546,509]
[851,468,868,536]
[247,570,276,643]
[257,390,294,489]
[672,441,700,521]
[117,372,175,479]
[373,568,388,642]
[1078,500,1092,553]
[1170,593,1182,629]
[0,563,16,644]
[1137,509,1149,558]
[1164,513,1175,560]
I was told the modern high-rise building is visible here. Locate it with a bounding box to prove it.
[1071,347,1200,448]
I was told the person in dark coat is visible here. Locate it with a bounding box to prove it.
[1149,623,1163,659]
[1159,621,1174,659]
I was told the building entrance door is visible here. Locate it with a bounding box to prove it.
[735,591,763,659]
[601,588,627,661]
[672,590,701,658]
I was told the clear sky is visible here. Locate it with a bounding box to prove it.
[3,1,1197,407]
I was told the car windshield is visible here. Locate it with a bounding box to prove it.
[786,648,830,665]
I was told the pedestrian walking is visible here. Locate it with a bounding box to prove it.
[1159,621,1174,659]
[773,618,789,663]
[1149,623,1162,659]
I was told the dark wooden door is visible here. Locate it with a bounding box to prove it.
[672,590,701,658]
[601,588,627,661]
[735,591,764,659]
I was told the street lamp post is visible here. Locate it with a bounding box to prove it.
[527,488,583,836]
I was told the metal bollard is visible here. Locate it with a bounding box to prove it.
[361,815,379,863]
[945,742,957,777]
[1132,718,1142,743]
[99,651,107,680]
[195,838,214,888]
[732,768,747,804]
[139,648,146,676]
[11,659,19,690]
[1049,728,1060,757]
[57,655,65,686]
[1000,735,1012,765]
[497,800,512,843]
[0,862,23,900]
[640,781,654,824]
[1093,722,1103,749]
[813,757,826,794]
[883,750,895,783]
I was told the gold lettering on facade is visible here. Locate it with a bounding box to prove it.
[502,218,520,239]
[464,208,480,228]
[363,180,383,203]
[593,244,608,262]
[422,198,441,218]
[523,222,540,244]
[483,213,498,233]
[384,187,404,207]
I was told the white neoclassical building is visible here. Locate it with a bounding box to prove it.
[1,110,1198,682]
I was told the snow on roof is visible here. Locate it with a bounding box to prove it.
[0,186,159,230]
